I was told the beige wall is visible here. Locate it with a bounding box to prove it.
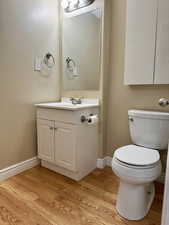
[107,0,169,156]
[0,0,60,169]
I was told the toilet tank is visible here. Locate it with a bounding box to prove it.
[128,110,169,150]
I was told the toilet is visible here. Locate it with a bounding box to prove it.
[112,110,169,221]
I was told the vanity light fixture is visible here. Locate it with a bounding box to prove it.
[61,0,69,9]
[61,0,95,13]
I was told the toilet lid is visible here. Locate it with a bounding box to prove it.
[114,145,160,166]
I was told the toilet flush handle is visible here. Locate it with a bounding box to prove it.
[158,98,169,107]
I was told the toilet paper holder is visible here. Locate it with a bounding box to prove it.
[81,114,94,123]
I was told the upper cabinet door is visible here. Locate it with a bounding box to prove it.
[124,0,158,85]
[155,0,169,84]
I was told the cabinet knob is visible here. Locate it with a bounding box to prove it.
[54,127,58,130]
[129,117,134,122]
[49,127,54,130]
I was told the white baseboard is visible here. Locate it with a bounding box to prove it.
[97,156,112,169]
[0,157,40,181]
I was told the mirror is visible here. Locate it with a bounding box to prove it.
[62,9,102,91]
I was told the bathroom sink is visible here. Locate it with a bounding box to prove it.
[35,98,99,111]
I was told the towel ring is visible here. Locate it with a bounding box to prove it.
[44,53,55,69]
[66,57,76,71]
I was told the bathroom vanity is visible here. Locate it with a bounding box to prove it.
[35,98,99,181]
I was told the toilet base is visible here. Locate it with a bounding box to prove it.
[116,181,155,220]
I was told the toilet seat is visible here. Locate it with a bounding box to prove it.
[112,156,162,183]
[113,157,160,170]
[114,145,160,167]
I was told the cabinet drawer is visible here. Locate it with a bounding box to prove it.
[36,107,99,125]
[37,108,80,124]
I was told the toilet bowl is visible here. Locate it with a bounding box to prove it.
[112,110,169,220]
[112,145,161,220]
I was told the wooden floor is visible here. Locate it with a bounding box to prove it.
[0,166,164,225]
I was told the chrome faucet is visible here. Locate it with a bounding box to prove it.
[70,97,82,105]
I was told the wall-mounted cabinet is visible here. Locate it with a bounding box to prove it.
[155,0,169,84]
[124,0,169,85]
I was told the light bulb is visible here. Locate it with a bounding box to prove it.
[79,0,87,3]
[69,0,79,9]
[71,0,79,3]
[61,0,69,9]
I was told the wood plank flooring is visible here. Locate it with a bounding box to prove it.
[0,166,164,225]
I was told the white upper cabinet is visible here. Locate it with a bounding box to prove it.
[155,0,169,84]
[124,0,169,85]
[124,0,158,85]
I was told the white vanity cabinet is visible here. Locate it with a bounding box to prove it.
[124,0,169,85]
[37,119,77,171]
[36,103,99,181]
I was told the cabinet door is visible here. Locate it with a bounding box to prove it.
[54,122,77,172]
[155,0,169,84]
[124,0,158,85]
[37,119,55,162]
